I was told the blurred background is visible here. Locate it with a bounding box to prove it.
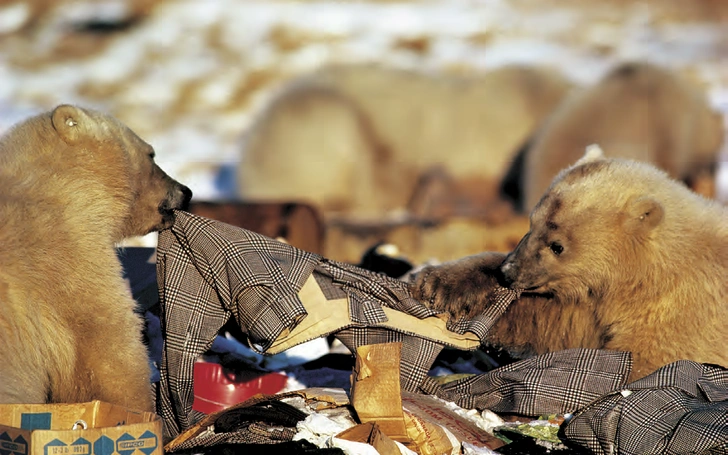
[2,0,726,263]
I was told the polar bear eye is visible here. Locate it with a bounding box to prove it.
[549,242,564,256]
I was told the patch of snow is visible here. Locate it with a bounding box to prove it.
[1,0,726,210]
[84,40,146,85]
[0,2,30,34]
[54,0,131,25]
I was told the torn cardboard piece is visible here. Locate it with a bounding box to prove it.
[350,343,504,455]
[401,393,504,451]
[336,422,403,455]
[350,343,408,443]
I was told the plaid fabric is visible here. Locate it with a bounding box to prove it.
[563,360,728,454]
[156,211,517,439]
[156,213,317,438]
[422,350,728,453]
[419,349,632,416]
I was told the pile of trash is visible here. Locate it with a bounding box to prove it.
[120,212,728,455]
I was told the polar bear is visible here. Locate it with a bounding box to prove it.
[239,64,573,220]
[518,62,724,212]
[0,104,191,411]
[411,147,728,381]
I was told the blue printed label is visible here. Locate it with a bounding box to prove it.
[43,438,91,455]
[43,439,67,455]
[69,438,91,455]
[115,432,157,455]
[93,436,114,455]
[41,431,159,455]
[0,435,27,455]
[20,414,52,431]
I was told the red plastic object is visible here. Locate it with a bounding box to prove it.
[192,361,289,414]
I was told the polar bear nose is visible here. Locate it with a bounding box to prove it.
[159,183,193,214]
[500,260,517,288]
[178,184,193,210]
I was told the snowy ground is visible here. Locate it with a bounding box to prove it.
[1,0,726,208]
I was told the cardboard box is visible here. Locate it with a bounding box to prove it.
[0,401,162,455]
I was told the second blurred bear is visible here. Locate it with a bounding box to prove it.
[238,64,573,220]
[515,62,724,212]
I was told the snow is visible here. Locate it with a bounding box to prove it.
[0,0,726,205]
[0,2,30,34]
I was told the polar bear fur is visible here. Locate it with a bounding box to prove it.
[238,64,573,220]
[519,61,725,212]
[0,105,191,410]
[412,147,728,381]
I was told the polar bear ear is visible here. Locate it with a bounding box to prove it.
[51,104,94,145]
[625,196,664,233]
[574,144,606,166]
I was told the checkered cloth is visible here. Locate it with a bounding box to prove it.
[564,360,728,454]
[155,211,516,439]
[420,348,632,416]
[422,350,728,453]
